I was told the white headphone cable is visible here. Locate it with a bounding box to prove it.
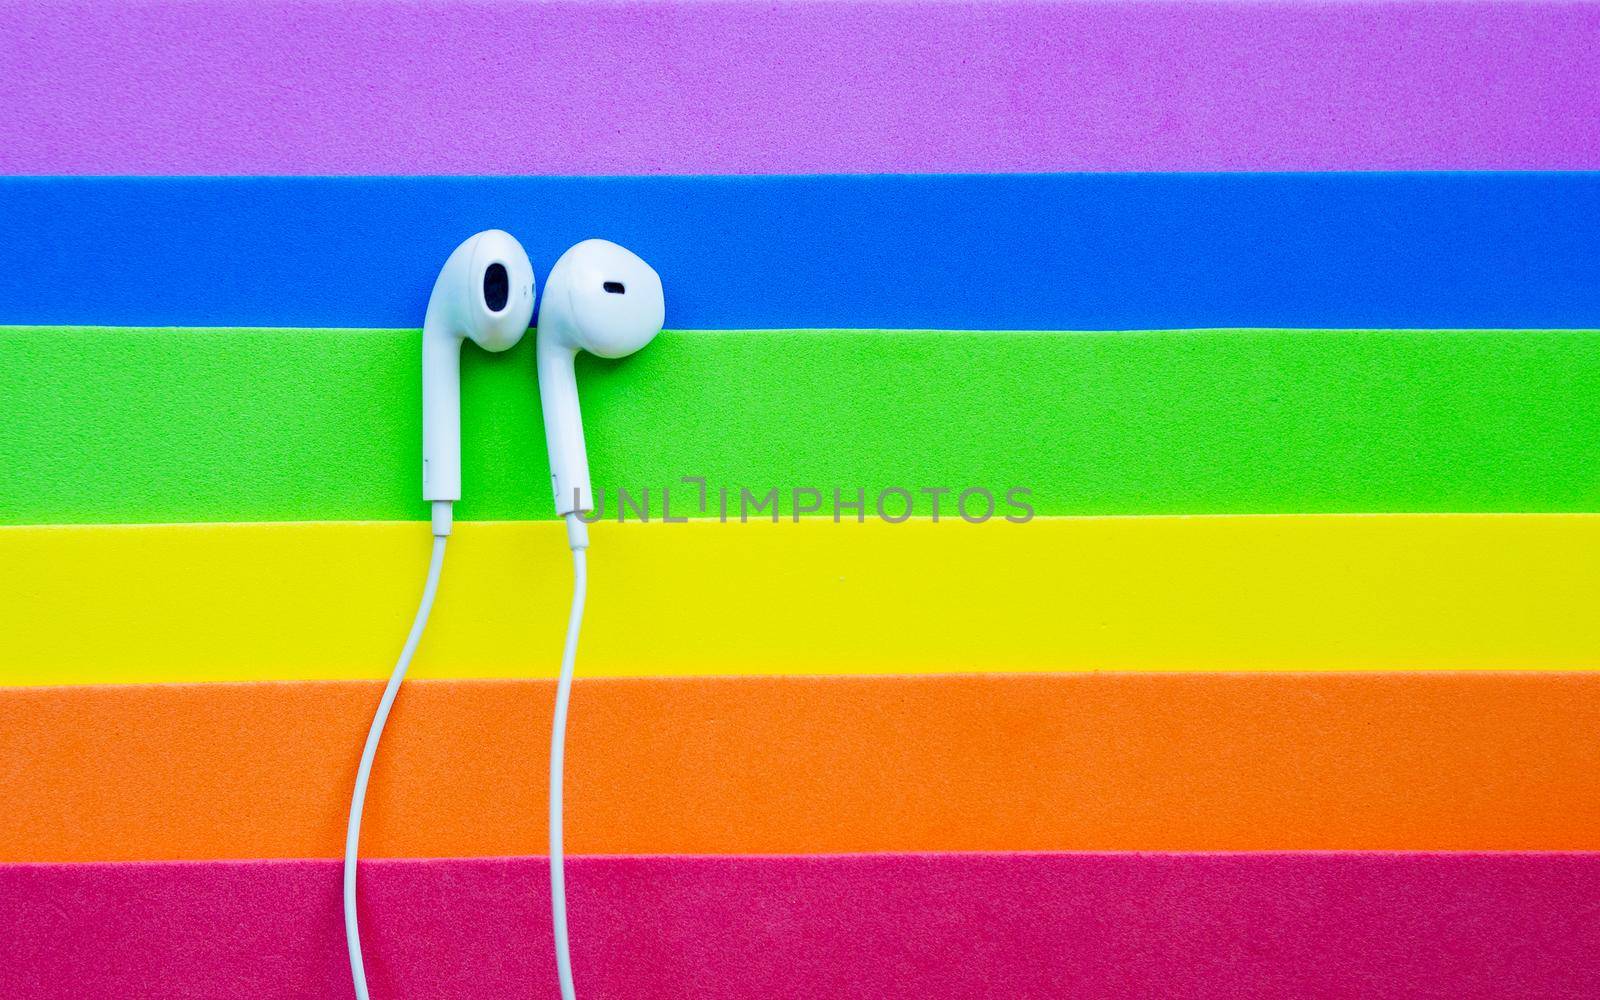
[343,511,449,1000]
[550,511,589,1000]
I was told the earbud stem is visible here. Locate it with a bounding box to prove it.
[536,338,593,517]
[421,327,463,503]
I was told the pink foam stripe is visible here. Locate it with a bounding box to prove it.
[4,853,1598,998]
[2,2,1598,174]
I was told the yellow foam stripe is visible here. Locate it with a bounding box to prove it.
[2,515,1596,686]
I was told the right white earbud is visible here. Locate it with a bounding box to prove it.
[539,240,664,1000]
[422,229,535,535]
[536,238,665,537]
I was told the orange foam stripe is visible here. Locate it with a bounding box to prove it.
[4,673,1599,862]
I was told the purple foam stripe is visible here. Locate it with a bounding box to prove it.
[2,1,1597,174]
[4,853,1598,998]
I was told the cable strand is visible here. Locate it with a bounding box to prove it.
[551,516,589,1000]
[344,532,448,1000]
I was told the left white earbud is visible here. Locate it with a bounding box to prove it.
[347,227,534,1000]
[422,229,535,534]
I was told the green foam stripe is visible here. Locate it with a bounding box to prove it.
[2,326,1597,525]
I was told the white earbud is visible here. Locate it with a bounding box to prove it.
[537,240,663,1000]
[536,238,665,537]
[422,229,535,535]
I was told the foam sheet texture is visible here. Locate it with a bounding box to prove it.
[5,327,1599,525]
[2,1,1597,173]
[4,853,1598,999]
[3,175,1599,329]
[5,674,1598,862]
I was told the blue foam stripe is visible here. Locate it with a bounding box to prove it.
[0,174,1597,329]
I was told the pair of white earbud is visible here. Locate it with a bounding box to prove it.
[347,230,663,1000]
[421,230,664,541]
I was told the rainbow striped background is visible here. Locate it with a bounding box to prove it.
[3,2,1600,996]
